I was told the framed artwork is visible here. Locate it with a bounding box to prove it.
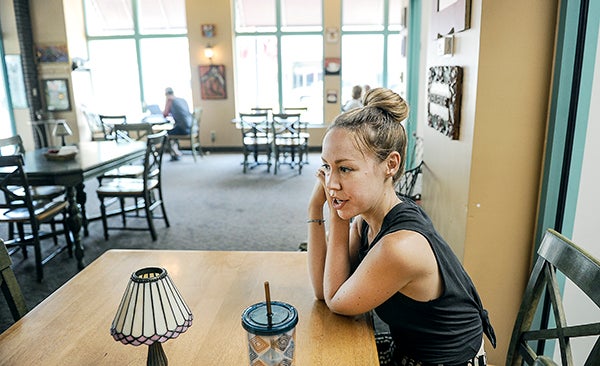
[36,44,69,63]
[199,65,226,100]
[43,79,71,111]
[430,0,471,39]
[202,24,215,38]
[324,58,341,75]
[427,66,463,140]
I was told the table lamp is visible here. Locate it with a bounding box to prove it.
[52,121,72,146]
[111,267,193,366]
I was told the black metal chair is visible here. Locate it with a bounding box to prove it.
[271,113,307,175]
[0,239,27,322]
[82,107,115,141]
[506,228,600,366]
[0,155,72,282]
[239,112,273,173]
[396,161,423,201]
[0,135,67,246]
[96,131,170,241]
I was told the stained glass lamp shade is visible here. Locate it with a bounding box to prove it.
[110,267,193,366]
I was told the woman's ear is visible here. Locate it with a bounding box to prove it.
[386,151,401,177]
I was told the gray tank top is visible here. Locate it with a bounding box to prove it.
[358,197,495,364]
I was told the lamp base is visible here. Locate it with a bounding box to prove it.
[147,342,168,366]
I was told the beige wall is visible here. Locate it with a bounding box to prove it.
[420,1,558,363]
[29,0,79,145]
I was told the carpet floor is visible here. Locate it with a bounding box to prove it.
[1,152,319,333]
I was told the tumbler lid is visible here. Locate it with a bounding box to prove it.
[241,301,298,336]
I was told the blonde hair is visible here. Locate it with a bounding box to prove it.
[329,88,409,182]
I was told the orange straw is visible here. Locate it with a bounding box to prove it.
[264,281,273,327]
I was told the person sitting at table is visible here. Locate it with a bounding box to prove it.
[307,88,496,365]
[341,85,363,112]
[163,87,192,161]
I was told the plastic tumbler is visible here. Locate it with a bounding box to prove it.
[241,301,298,366]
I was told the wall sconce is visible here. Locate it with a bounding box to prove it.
[204,44,214,63]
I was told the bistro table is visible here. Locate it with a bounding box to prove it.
[18,141,146,269]
[0,250,378,365]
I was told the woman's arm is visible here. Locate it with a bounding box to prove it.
[307,179,328,300]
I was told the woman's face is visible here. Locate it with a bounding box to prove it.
[320,128,389,220]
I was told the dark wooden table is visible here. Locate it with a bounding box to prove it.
[19,140,146,270]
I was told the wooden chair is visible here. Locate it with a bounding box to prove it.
[82,107,114,141]
[239,112,273,173]
[271,113,307,175]
[166,107,204,162]
[283,107,310,164]
[113,122,153,142]
[0,239,27,322]
[96,131,170,241]
[0,135,66,245]
[0,155,72,282]
[506,228,600,366]
[97,114,127,141]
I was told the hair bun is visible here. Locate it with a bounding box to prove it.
[363,88,409,122]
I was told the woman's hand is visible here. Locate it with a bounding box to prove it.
[308,168,327,213]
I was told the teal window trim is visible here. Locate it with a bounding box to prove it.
[233,0,324,113]
[340,0,402,88]
[82,0,188,109]
[536,0,599,250]
[405,0,421,170]
[534,0,599,358]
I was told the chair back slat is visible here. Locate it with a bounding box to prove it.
[0,135,26,156]
[113,123,153,142]
[0,239,28,321]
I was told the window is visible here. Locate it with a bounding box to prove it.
[234,0,323,122]
[0,35,16,139]
[341,0,404,102]
[83,0,191,116]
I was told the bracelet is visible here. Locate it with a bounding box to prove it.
[307,218,326,224]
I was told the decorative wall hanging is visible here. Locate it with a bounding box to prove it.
[427,66,462,140]
[36,44,69,63]
[202,24,215,38]
[324,58,341,75]
[326,27,339,43]
[430,0,471,39]
[199,65,226,99]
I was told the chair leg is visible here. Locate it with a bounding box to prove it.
[143,198,157,241]
[99,197,109,240]
[51,221,59,246]
[191,144,197,163]
[32,232,43,282]
[158,188,170,228]
[119,198,127,225]
[16,224,27,259]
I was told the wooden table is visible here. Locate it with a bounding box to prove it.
[0,250,378,365]
[18,141,146,269]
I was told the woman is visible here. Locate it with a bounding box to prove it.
[308,88,495,365]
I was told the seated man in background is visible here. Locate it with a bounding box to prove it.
[163,87,192,161]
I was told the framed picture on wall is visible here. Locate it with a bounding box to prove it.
[199,65,226,100]
[43,79,71,111]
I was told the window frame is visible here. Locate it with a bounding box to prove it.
[233,0,324,120]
